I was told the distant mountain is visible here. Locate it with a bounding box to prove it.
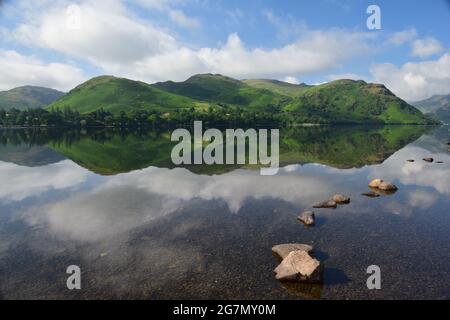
[0,86,64,110]
[412,94,450,123]
[412,94,450,113]
[432,105,450,123]
[47,74,436,124]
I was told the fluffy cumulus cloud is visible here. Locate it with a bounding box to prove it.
[371,53,450,101]
[0,50,86,91]
[2,0,375,87]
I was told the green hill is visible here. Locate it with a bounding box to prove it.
[47,74,436,124]
[47,75,198,114]
[0,86,64,110]
[153,74,290,109]
[284,80,435,124]
[243,79,311,97]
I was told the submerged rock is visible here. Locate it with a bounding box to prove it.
[423,158,434,163]
[362,191,381,198]
[436,161,444,164]
[313,200,337,209]
[297,211,315,226]
[274,251,323,283]
[368,179,383,188]
[331,194,350,204]
[272,243,313,260]
[378,182,398,191]
[406,159,415,162]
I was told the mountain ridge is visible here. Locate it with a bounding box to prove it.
[41,73,438,124]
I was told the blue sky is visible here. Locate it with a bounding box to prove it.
[0,0,449,101]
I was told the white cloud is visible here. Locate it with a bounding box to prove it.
[14,1,178,66]
[371,53,450,101]
[7,0,375,86]
[0,50,86,91]
[168,9,200,29]
[135,0,200,29]
[411,37,444,58]
[386,28,417,45]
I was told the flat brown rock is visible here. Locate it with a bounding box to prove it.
[313,200,337,209]
[362,191,380,198]
[274,251,323,283]
[272,243,313,260]
[331,194,350,204]
[378,181,398,191]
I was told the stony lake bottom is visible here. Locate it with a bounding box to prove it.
[0,125,449,300]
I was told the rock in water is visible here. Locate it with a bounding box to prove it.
[297,211,315,226]
[331,194,350,204]
[313,200,337,209]
[272,244,313,260]
[274,251,323,283]
[423,158,434,163]
[436,161,443,164]
[378,182,398,191]
[368,179,383,188]
[362,191,380,198]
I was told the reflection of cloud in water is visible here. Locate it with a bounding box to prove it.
[25,186,183,242]
[23,166,337,242]
[0,160,89,201]
[369,146,450,195]
[7,142,450,244]
[407,190,438,209]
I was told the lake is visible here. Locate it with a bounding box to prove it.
[0,125,449,299]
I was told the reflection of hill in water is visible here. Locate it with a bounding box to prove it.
[412,125,450,153]
[0,125,432,174]
[279,125,429,169]
[0,130,65,166]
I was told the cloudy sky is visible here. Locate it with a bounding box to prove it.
[0,0,449,101]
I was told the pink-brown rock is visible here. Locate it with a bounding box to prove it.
[274,251,323,283]
[378,182,398,191]
[331,194,350,204]
[368,179,383,188]
[272,243,313,260]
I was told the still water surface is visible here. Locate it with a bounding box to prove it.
[0,125,449,299]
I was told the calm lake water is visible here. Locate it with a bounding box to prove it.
[0,125,449,300]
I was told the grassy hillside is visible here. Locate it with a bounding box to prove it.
[47,76,197,114]
[284,80,434,124]
[46,74,436,124]
[243,79,311,97]
[153,74,290,110]
[0,86,64,110]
